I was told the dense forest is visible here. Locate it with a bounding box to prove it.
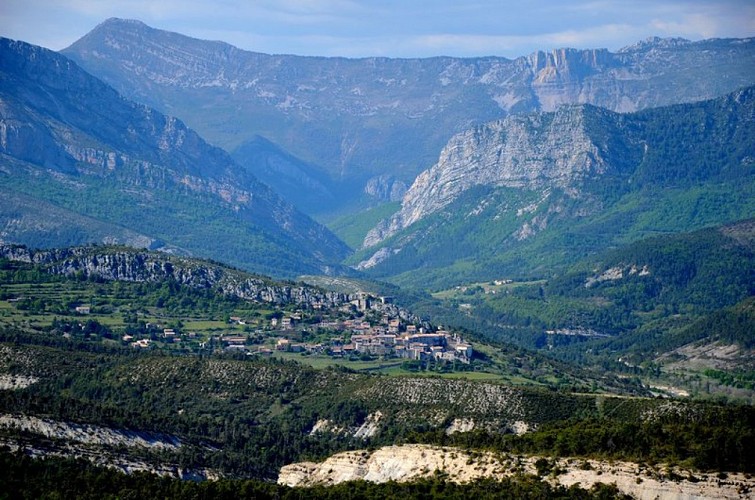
[0,452,634,500]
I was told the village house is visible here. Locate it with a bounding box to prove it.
[342,344,356,355]
[342,327,473,363]
[290,343,306,353]
[388,319,400,333]
[225,344,248,352]
[229,316,247,325]
[221,335,247,346]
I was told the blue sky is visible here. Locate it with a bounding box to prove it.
[1,0,753,58]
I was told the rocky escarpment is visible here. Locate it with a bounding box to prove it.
[278,444,754,499]
[0,413,220,480]
[0,245,345,306]
[0,245,414,321]
[364,105,619,246]
[0,414,180,450]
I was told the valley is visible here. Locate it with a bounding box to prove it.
[0,14,753,498]
[62,20,755,216]
[0,244,752,498]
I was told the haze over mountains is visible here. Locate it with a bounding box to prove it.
[1,18,753,286]
[1,16,755,495]
[62,19,755,215]
[0,37,349,277]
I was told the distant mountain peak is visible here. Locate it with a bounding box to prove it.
[61,20,755,201]
[617,36,693,52]
[99,17,148,28]
[0,38,350,276]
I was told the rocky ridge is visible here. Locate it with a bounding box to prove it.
[0,244,413,319]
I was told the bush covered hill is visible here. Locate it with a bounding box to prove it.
[409,220,754,402]
[1,341,752,482]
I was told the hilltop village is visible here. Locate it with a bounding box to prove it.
[123,292,474,364]
[271,321,473,363]
[226,293,474,364]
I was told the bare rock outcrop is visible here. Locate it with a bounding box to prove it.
[364,105,613,247]
[279,444,754,499]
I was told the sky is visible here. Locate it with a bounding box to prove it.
[1,0,754,59]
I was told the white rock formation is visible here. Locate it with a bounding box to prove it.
[363,105,609,247]
[279,444,754,499]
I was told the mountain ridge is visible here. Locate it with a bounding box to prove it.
[61,19,755,214]
[0,37,350,277]
[366,87,755,247]
[354,86,755,284]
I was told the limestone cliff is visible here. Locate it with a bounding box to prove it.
[364,105,619,246]
[0,245,416,322]
[278,444,754,499]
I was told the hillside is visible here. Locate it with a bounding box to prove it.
[1,342,752,481]
[0,37,349,278]
[61,19,755,214]
[414,220,755,401]
[0,245,752,496]
[0,243,647,393]
[356,88,755,288]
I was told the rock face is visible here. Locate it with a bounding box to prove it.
[278,444,755,499]
[0,245,418,323]
[0,413,220,480]
[0,244,348,307]
[0,37,349,276]
[364,175,408,202]
[0,414,180,450]
[278,445,506,486]
[364,105,617,246]
[62,19,755,210]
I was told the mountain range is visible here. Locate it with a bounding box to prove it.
[62,19,755,215]
[1,21,753,293]
[354,87,755,288]
[0,37,349,278]
[1,18,754,494]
